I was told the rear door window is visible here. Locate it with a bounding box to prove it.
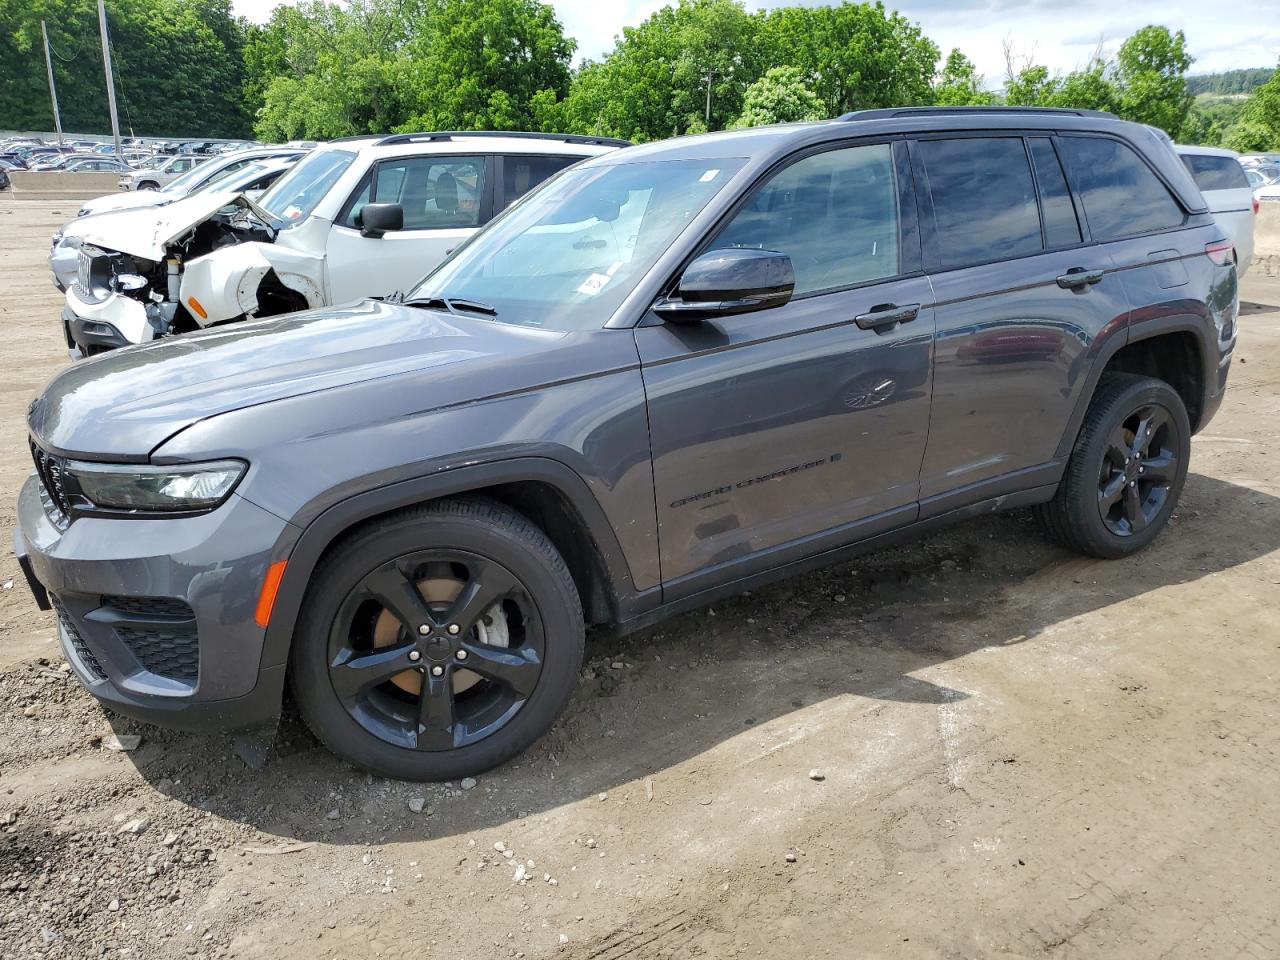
[1179,153,1249,191]
[501,155,579,208]
[1058,136,1186,240]
[919,137,1043,269]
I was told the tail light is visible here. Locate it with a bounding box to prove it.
[1253,197,1260,215]
[1205,240,1234,266]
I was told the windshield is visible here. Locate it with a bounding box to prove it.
[256,148,356,225]
[409,157,746,330]
[161,158,219,194]
[192,162,265,195]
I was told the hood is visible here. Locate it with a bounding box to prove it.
[28,299,568,457]
[73,191,276,260]
[79,190,171,217]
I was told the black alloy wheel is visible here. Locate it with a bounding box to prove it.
[291,497,584,781]
[328,550,543,752]
[1096,404,1178,537]
[1036,372,1190,559]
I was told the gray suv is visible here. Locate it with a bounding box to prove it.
[14,108,1237,780]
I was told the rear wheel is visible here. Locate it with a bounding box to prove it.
[1036,373,1190,558]
[290,498,584,780]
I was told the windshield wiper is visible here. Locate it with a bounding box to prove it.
[397,294,499,318]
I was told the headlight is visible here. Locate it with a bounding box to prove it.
[65,459,246,513]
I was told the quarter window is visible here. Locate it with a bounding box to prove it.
[920,137,1042,269]
[1059,136,1185,240]
[710,144,900,295]
[1028,138,1082,248]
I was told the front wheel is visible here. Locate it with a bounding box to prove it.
[1036,372,1191,558]
[137,181,158,191]
[290,498,585,780]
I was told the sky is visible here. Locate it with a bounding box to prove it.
[230,0,1280,88]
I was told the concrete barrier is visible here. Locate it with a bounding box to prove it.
[1252,202,1280,277]
[8,171,124,199]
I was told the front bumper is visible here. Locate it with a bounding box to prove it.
[65,286,152,352]
[14,472,297,733]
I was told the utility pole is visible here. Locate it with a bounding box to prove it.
[703,69,717,126]
[41,21,64,145]
[97,0,123,156]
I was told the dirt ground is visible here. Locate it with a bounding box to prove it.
[1,194,1278,960]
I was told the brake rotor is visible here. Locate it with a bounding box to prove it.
[371,571,508,695]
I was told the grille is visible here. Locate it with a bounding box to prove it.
[116,628,199,682]
[74,249,91,299]
[51,597,106,680]
[30,439,71,525]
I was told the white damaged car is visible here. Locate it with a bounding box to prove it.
[59,132,626,356]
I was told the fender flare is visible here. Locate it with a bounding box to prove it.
[1053,312,1213,461]
[258,457,645,671]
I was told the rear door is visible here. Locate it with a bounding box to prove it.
[637,140,935,595]
[326,154,492,303]
[913,134,1131,511]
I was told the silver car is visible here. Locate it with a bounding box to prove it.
[118,154,206,191]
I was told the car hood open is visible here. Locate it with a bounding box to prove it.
[72,191,277,260]
[28,299,569,458]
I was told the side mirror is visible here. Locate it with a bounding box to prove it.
[359,202,404,238]
[654,248,794,323]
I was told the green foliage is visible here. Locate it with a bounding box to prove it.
[558,0,764,141]
[759,3,938,116]
[1114,25,1193,135]
[252,0,416,140]
[1187,68,1274,96]
[932,49,994,106]
[1224,64,1280,151]
[397,0,574,132]
[0,0,252,137]
[731,66,825,127]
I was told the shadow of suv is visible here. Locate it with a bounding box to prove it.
[15,107,1237,781]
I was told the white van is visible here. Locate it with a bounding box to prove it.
[1176,145,1257,274]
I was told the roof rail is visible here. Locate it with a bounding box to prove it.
[374,130,632,148]
[838,106,1119,122]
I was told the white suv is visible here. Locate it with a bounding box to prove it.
[1176,145,1257,274]
[61,132,627,354]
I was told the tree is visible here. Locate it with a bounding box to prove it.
[932,49,993,106]
[760,3,937,116]
[1114,25,1193,135]
[0,0,252,137]
[558,0,763,141]
[732,66,825,127]
[1224,63,1280,151]
[397,0,574,132]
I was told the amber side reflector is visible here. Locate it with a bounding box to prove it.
[187,296,208,319]
[255,560,288,628]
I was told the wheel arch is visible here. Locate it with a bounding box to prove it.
[1055,315,1212,461]
[259,457,644,672]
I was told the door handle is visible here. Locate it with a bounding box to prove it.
[1056,267,1105,289]
[854,302,921,332]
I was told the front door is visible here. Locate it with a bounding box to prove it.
[326,154,491,303]
[636,140,935,598]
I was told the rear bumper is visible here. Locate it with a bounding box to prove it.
[14,472,298,733]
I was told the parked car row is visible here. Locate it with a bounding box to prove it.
[14,110,1245,781]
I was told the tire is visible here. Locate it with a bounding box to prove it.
[137,181,158,191]
[290,497,584,781]
[1036,372,1190,559]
